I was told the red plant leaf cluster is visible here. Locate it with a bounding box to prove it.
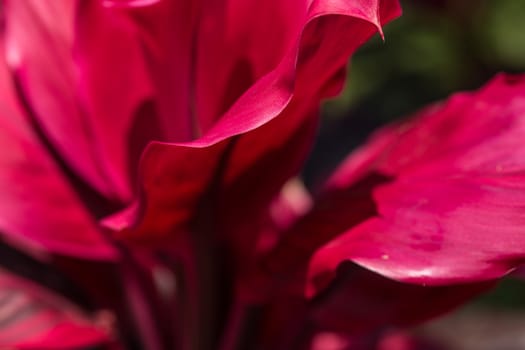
[0,1,523,349]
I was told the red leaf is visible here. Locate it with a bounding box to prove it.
[4,0,152,201]
[0,36,117,260]
[309,74,525,295]
[106,0,401,254]
[0,269,119,349]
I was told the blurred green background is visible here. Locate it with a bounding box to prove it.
[305,1,525,348]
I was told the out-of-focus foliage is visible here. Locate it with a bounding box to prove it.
[479,0,525,71]
[474,278,525,310]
